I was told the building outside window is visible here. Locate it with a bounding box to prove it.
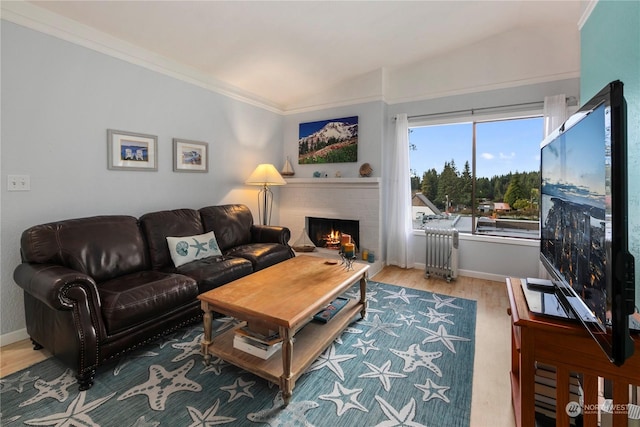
[410,115,543,239]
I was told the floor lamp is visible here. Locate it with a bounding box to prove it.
[245,164,287,225]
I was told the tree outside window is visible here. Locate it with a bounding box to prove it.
[410,116,543,238]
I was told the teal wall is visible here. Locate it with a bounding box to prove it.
[581,0,640,299]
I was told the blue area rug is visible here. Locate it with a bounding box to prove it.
[0,281,476,426]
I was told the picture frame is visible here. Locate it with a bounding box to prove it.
[173,138,208,173]
[107,129,158,171]
[298,116,358,164]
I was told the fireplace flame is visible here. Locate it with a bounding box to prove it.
[325,229,341,246]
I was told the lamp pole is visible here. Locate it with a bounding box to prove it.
[259,183,273,226]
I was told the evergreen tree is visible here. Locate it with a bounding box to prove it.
[476,177,492,199]
[410,172,421,192]
[436,161,460,211]
[421,169,438,201]
[504,174,527,207]
[459,161,472,207]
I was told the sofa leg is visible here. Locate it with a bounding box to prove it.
[31,339,43,350]
[77,370,95,391]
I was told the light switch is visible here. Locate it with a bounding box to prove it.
[7,175,30,191]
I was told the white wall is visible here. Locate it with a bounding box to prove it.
[0,21,283,341]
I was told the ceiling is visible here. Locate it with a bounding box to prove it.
[25,1,584,109]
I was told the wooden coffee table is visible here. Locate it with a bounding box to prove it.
[198,255,369,405]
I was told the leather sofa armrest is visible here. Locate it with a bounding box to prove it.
[14,263,100,311]
[250,225,291,246]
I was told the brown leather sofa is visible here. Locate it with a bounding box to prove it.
[13,204,294,390]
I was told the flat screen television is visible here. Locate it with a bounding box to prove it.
[539,80,636,366]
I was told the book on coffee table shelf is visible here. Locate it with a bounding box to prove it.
[233,334,282,359]
[234,325,282,346]
[313,297,350,323]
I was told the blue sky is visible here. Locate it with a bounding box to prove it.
[409,116,544,179]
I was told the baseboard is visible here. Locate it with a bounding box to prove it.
[0,328,29,347]
[413,263,506,283]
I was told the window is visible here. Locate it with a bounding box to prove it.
[410,115,543,238]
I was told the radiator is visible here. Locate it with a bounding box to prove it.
[424,227,459,282]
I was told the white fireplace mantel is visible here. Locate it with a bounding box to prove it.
[284,177,380,188]
[279,176,382,275]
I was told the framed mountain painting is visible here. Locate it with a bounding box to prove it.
[298,116,358,164]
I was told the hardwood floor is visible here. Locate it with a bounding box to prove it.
[0,266,515,426]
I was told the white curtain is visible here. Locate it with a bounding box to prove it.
[539,95,568,278]
[385,113,414,268]
[543,94,567,137]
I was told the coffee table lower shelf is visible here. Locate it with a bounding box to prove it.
[203,299,363,401]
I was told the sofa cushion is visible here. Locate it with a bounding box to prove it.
[140,209,204,270]
[199,205,252,251]
[176,256,253,293]
[99,271,198,335]
[20,216,148,283]
[166,231,222,267]
[226,243,295,271]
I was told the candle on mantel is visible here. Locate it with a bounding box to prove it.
[344,243,355,258]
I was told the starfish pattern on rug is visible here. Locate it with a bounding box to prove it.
[247,391,319,427]
[214,317,238,333]
[416,324,471,353]
[117,359,202,410]
[0,370,39,393]
[360,314,402,338]
[347,289,379,303]
[420,294,463,310]
[318,381,369,416]
[415,378,451,403]
[113,350,159,375]
[171,333,204,362]
[343,326,364,335]
[1,281,475,427]
[358,360,407,392]
[130,416,160,427]
[381,287,421,304]
[383,300,413,316]
[306,344,357,381]
[352,338,379,355]
[186,398,236,426]
[374,395,426,427]
[390,344,443,376]
[219,377,255,402]
[20,368,76,407]
[397,313,421,326]
[200,356,228,376]
[24,391,116,426]
[419,307,455,325]
[159,327,195,350]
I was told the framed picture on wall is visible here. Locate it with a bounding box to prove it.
[298,116,358,164]
[173,138,208,172]
[107,129,158,171]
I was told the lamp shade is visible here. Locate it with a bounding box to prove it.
[245,164,286,186]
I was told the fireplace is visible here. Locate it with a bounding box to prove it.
[307,217,360,251]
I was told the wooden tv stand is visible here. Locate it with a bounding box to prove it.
[507,278,640,427]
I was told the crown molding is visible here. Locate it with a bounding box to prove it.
[384,71,581,106]
[1,1,285,114]
[578,0,598,30]
[282,94,386,115]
